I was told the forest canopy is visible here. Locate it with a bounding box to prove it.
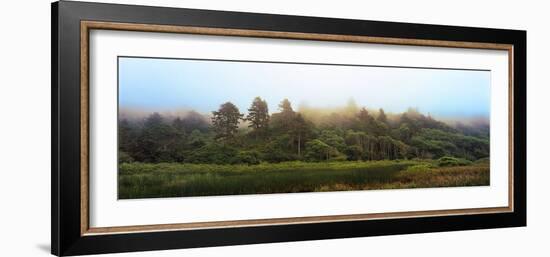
[118,97,489,165]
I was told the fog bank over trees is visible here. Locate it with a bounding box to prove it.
[119,100,489,129]
[118,97,489,165]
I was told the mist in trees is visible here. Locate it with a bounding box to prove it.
[118,97,489,165]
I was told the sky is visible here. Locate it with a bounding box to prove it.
[118,57,491,118]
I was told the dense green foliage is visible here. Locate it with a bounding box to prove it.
[118,98,489,165]
[118,160,490,198]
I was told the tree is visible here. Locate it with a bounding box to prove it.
[187,129,206,148]
[118,119,135,154]
[377,136,407,160]
[397,124,413,142]
[278,98,294,115]
[356,107,374,130]
[344,145,363,160]
[345,130,378,160]
[356,107,389,136]
[171,117,188,162]
[377,108,387,124]
[290,113,310,156]
[245,97,270,138]
[305,139,332,161]
[181,110,210,132]
[118,118,137,162]
[172,117,186,134]
[271,98,297,133]
[319,130,346,153]
[134,113,178,162]
[370,119,389,136]
[211,102,243,142]
[261,135,295,162]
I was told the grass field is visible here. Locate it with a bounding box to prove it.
[118,159,490,199]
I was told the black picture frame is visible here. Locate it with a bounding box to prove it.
[51,1,526,256]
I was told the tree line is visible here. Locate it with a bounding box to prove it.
[118,97,489,164]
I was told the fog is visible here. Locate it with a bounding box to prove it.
[119,102,489,130]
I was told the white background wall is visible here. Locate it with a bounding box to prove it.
[0,0,547,256]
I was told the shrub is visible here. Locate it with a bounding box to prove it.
[236,150,261,165]
[260,135,296,163]
[437,156,472,167]
[405,163,435,172]
[118,151,134,164]
[187,143,239,164]
[330,153,349,162]
[344,145,363,161]
[304,139,332,161]
[474,157,490,164]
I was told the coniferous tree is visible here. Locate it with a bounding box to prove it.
[245,97,270,138]
[211,102,243,141]
[271,98,296,134]
[356,107,374,131]
[172,117,186,134]
[291,113,310,156]
[357,108,372,123]
[279,98,294,115]
[134,113,177,162]
[171,117,188,161]
[377,108,388,124]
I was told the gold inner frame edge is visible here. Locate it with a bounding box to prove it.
[80,20,515,236]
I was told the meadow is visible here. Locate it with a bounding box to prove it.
[118,158,489,199]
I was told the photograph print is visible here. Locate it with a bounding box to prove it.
[117,57,491,199]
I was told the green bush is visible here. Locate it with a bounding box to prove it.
[437,156,472,167]
[260,135,296,163]
[187,143,239,164]
[236,150,261,165]
[344,145,363,161]
[474,157,490,164]
[405,163,435,172]
[305,139,331,161]
[118,151,134,164]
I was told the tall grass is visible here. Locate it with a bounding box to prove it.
[118,160,489,199]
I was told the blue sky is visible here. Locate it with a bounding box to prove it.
[119,57,490,118]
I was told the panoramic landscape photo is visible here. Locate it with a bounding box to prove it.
[117,57,491,199]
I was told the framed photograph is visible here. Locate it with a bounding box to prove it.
[52,1,526,256]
